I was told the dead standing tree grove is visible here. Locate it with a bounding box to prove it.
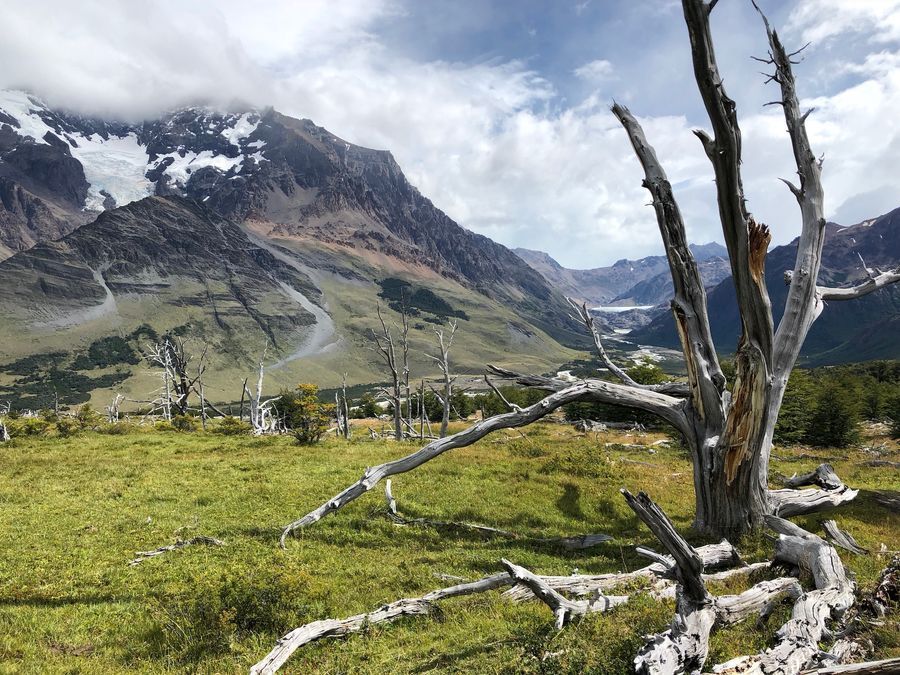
[281,0,900,546]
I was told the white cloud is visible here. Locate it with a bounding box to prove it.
[787,0,900,44]
[0,0,898,268]
[573,59,615,81]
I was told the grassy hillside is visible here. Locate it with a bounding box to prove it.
[0,422,897,673]
[0,238,578,410]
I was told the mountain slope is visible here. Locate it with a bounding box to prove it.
[514,242,728,306]
[0,91,580,404]
[632,208,900,363]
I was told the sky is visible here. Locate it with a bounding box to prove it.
[1,0,899,268]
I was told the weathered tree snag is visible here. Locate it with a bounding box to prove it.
[384,480,612,549]
[0,402,10,442]
[277,0,893,550]
[427,320,457,438]
[823,520,869,556]
[372,305,404,441]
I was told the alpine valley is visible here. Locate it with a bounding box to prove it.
[1,89,898,409]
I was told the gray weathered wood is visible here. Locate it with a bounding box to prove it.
[250,572,513,675]
[128,536,224,566]
[799,658,900,675]
[823,520,869,555]
[500,559,629,629]
[713,516,855,674]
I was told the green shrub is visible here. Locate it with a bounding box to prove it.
[805,378,861,448]
[55,417,81,437]
[99,421,139,435]
[152,565,313,663]
[351,392,380,419]
[276,384,332,444]
[213,416,251,436]
[75,403,103,431]
[6,417,51,437]
[888,393,900,439]
[171,415,199,433]
[154,420,176,433]
[774,368,816,445]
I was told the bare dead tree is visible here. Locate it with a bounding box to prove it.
[280,0,900,545]
[242,346,281,434]
[427,320,457,438]
[105,394,124,424]
[0,401,10,442]
[371,305,404,440]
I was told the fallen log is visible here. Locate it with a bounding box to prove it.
[250,573,512,675]
[798,658,900,674]
[784,464,845,490]
[500,559,629,628]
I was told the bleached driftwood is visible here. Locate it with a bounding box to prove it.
[128,536,224,566]
[384,480,612,550]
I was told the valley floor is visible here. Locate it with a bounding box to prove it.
[0,422,898,673]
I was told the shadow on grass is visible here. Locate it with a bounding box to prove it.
[0,593,120,608]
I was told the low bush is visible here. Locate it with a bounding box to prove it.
[151,565,314,663]
[6,417,52,437]
[171,415,199,433]
[55,417,81,437]
[213,416,251,436]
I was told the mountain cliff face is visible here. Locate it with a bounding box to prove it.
[0,90,580,401]
[514,242,728,307]
[632,208,900,363]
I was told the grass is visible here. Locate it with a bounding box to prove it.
[0,420,897,673]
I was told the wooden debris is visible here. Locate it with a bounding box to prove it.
[823,520,869,555]
[128,536,224,566]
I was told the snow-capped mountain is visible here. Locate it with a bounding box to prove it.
[0,89,584,407]
[0,89,268,214]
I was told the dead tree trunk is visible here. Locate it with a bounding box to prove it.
[428,321,457,438]
[372,305,404,441]
[279,0,898,545]
[0,402,10,442]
